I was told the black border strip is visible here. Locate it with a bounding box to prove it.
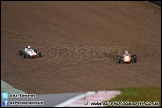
[148,1,161,7]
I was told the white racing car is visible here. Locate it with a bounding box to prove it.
[19,46,41,58]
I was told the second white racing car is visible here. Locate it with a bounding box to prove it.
[19,46,41,58]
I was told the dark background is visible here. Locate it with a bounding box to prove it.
[149,1,161,7]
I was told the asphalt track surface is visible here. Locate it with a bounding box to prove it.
[1,1,161,96]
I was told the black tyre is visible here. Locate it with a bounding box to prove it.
[19,49,23,56]
[133,53,136,56]
[133,56,136,62]
[38,52,41,57]
[34,49,37,53]
[133,54,137,63]
[24,53,27,58]
[118,55,121,63]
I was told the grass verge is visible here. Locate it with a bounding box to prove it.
[105,87,161,107]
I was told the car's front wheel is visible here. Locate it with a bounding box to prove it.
[34,48,37,53]
[24,53,27,58]
[133,54,137,62]
[37,52,41,57]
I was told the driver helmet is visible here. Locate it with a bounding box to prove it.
[125,51,128,55]
[27,46,31,49]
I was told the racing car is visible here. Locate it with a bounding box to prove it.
[19,46,41,58]
[118,51,136,63]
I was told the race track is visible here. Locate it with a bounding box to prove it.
[1,1,161,94]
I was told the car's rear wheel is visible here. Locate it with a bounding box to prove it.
[118,55,121,63]
[19,49,23,56]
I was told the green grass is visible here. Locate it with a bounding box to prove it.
[105,87,161,107]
